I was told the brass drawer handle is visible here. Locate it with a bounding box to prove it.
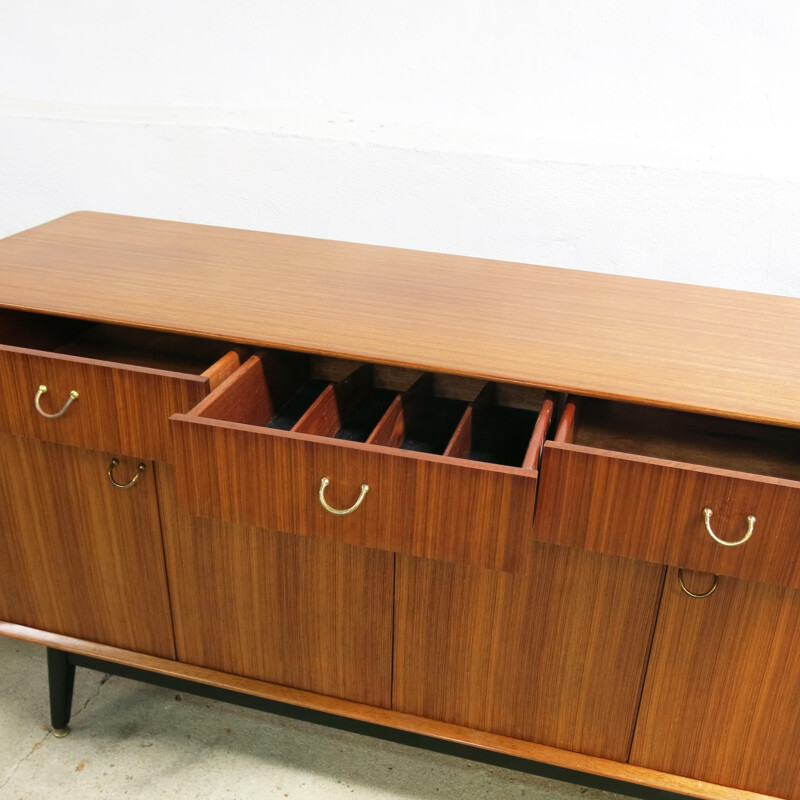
[703,508,756,547]
[678,569,718,599]
[318,477,369,516]
[34,385,79,419]
[107,458,146,489]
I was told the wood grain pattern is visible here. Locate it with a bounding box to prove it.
[293,364,374,436]
[1,621,778,800]
[0,344,234,462]
[441,403,473,458]
[1,212,799,427]
[630,569,800,800]
[156,465,393,707]
[365,391,406,447]
[441,382,492,459]
[201,349,242,389]
[170,413,538,571]
[191,353,275,425]
[554,399,578,443]
[367,373,445,449]
[521,394,555,468]
[533,442,800,588]
[394,546,665,761]
[0,434,174,657]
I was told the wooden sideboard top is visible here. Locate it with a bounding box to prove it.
[1,211,798,427]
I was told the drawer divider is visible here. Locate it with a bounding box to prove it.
[293,364,373,437]
[201,350,243,391]
[521,393,556,470]
[443,383,493,458]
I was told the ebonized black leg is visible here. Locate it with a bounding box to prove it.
[47,647,75,737]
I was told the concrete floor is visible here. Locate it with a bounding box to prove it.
[0,637,629,799]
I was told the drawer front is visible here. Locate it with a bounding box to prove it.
[0,346,210,461]
[533,442,800,588]
[170,415,538,572]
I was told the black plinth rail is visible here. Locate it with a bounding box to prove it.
[46,647,689,800]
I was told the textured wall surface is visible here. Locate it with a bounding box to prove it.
[1,2,798,295]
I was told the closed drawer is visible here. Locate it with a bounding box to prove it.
[170,352,553,571]
[0,310,242,461]
[533,397,800,588]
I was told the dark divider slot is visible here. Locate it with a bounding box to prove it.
[468,405,538,467]
[266,379,330,430]
[293,364,391,440]
[193,352,315,427]
[335,388,398,442]
[401,396,469,455]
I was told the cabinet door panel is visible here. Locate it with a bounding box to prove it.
[157,466,393,708]
[630,569,800,800]
[0,433,175,657]
[394,544,665,761]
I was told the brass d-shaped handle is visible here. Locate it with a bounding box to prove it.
[678,569,718,599]
[703,508,756,547]
[34,385,79,419]
[107,458,146,490]
[318,477,369,515]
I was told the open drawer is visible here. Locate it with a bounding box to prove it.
[0,309,242,461]
[533,397,800,588]
[170,352,554,571]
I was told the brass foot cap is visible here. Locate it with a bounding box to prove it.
[53,726,70,738]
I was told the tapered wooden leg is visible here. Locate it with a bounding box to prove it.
[47,648,75,737]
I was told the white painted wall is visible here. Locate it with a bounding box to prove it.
[1,1,798,295]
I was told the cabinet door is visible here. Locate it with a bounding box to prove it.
[0,433,175,657]
[157,466,393,708]
[630,568,800,800]
[394,544,665,761]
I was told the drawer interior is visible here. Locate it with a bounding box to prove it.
[295,365,399,443]
[0,309,244,388]
[369,374,470,455]
[447,384,543,467]
[190,350,554,471]
[557,396,800,481]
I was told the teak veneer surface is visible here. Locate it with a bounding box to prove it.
[157,466,394,708]
[0,435,174,658]
[171,412,538,572]
[0,344,221,463]
[394,547,665,762]
[631,569,800,800]
[172,356,540,572]
[1,212,799,427]
[534,442,800,589]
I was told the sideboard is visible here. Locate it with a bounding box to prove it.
[1,212,799,800]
